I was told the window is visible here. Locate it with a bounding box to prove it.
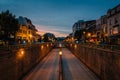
[19,30,22,33]
[105,26,107,33]
[117,6,120,12]
[28,31,30,34]
[110,28,112,35]
[113,27,119,34]
[111,10,115,15]
[114,17,118,24]
[109,20,112,25]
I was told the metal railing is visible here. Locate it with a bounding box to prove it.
[67,42,120,51]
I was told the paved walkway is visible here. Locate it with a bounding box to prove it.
[23,48,99,80]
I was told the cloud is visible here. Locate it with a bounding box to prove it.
[35,24,70,37]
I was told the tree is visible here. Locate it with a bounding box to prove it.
[0,10,19,44]
[43,33,56,42]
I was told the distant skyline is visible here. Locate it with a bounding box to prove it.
[0,0,120,37]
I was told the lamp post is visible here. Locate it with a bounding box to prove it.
[83,31,86,43]
[59,50,62,56]
[59,42,62,80]
[87,33,91,37]
[59,50,62,80]
[18,49,25,75]
[87,33,91,43]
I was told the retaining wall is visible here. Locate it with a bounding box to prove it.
[0,43,54,80]
[66,43,120,80]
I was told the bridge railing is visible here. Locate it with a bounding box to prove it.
[77,42,120,51]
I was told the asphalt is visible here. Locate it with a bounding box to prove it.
[23,49,59,80]
[62,48,99,80]
[23,48,99,80]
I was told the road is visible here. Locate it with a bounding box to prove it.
[23,48,99,80]
[62,48,99,80]
[23,49,59,80]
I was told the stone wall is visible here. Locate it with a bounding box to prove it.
[66,43,120,80]
[0,43,54,80]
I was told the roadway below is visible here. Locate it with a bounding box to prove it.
[23,49,59,80]
[62,48,99,80]
[23,48,99,80]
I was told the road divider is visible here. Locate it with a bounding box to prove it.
[59,48,63,80]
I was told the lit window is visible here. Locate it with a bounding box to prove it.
[110,28,112,35]
[113,27,119,34]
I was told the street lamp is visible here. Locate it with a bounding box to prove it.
[21,50,24,55]
[83,31,86,34]
[18,49,25,58]
[59,50,62,56]
[87,33,91,37]
[47,44,49,47]
[87,33,91,43]
[74,44,77,49]
[17,48,25,75]
[59,50,62,80]
[41,45,44,49]
[83,31,86,43]
[59,43,62,48]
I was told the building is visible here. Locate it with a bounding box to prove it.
[101,15,108,43]
[16,16,37,44]
[82,20,96,43]
[72,20,84,36]
[107,4,120,44]
[96,18,102,42]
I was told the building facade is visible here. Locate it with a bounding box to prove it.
[107,4,120,44]
[16,16,37,44]
[82,20,96,43]
[101,15,108,43]
[96,18,102,43]
[72,20,84,36]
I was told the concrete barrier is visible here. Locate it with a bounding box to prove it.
[0,43,54,80]
[66,43,120,80]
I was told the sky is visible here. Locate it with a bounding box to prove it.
[0,0,120,37]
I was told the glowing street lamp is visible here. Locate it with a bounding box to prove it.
[41,45,44,49]
[47,44,49,47]
[74,44,77,49]
[83,31,86,34]
[17,49,25,59]
[30,34,32,38]
[87,33,91,37]
[21,50,24,55]
[59,43,62,47]
[17,48,25,74]
[17,49,25,60]
[59,51,62,56]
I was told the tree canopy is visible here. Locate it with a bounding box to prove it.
[0,10,19,43]
[43,33,56,42]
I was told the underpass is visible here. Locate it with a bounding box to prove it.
[23,47,99,80]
